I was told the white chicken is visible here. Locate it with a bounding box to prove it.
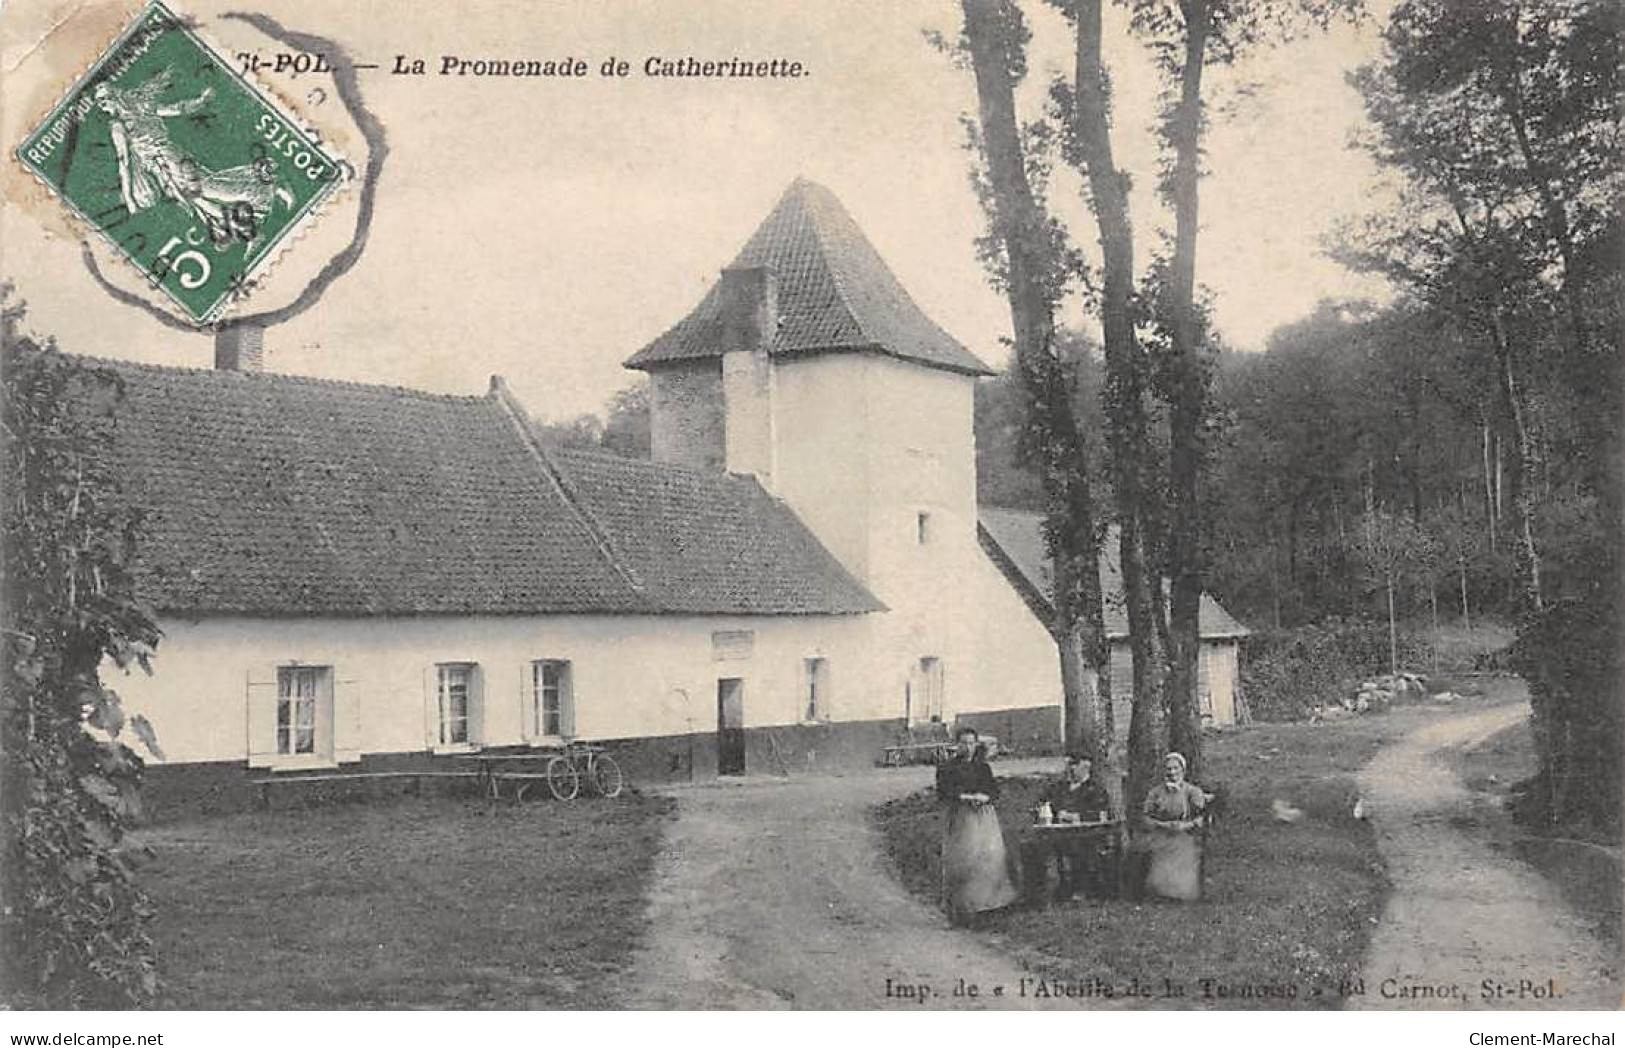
[1271,798,1305,823]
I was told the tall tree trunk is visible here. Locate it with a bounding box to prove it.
[1386,574,1398,676]
[1271,543,1282,629]
[1068,0,1168,807]
[1499,46,1588,368]
[1459,557,1471,631]
[1494,434,1503,527]
[961,0,1110,763]
[1429,578,1439,676]
[1162,0,1210,780]
[1497,47,1619,537]
[1488,308,1545,611]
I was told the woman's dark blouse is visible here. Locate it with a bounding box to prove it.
[936,756,1000,804]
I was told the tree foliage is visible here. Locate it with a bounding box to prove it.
[1198,295,1605,632]
[1303,0,1617,832]
[1337,0,1623,611]
[1,291,164,1007]
[954,0,1360,793]
[534,379,652,459]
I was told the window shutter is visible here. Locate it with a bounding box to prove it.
[245,664,280,768]
[422,665,436,748]
[468,664,485,746]
[333,668,362,764]
[821,660,832,721]
[520,663,536,742]
[560,665,576,740]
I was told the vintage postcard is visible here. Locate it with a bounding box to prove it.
[0,0,1619,1025]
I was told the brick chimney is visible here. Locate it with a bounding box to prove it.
[214,322,265,372]
[717,267,777,486]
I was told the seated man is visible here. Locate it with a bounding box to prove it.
[1040,753,1115,899]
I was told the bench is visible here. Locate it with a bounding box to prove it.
[485,771,559,801]
[881,740,957,767]
[879,724,1004,767]
[249,770,481,810]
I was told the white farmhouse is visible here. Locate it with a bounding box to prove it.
[101,178,1245,816]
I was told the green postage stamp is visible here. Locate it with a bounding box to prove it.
[15,1,347,323]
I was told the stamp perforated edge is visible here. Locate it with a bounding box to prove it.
[10,0,355,327]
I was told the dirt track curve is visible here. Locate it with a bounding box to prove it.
[614,706,1620,1010]
[1352,702,1621,1009]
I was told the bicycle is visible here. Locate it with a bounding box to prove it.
[545,741,624,801]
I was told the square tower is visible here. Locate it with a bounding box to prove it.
[626,178,993,592]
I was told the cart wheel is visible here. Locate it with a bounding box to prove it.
[593,756,624,799]
[546,756,580,801]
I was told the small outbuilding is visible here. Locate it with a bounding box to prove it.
[978,508,1251,728]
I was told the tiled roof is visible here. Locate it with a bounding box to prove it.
[550,448,884,615]
[978,507,1250,639]
[626,178,994,376]
[93,356,879,617]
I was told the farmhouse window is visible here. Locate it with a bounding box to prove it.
[277,665,328,756]
[247,664,357,769]
[530,659,573,739]
[911,656,944,724]
[436,663,478,746]
[803,657,829,721]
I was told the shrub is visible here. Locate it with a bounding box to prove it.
[1508,585,1622,839]
[2,323,162,1007]
[1241,617,1429,721]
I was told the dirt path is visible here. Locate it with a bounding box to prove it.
[615,762,1077,1010]
[1352,701,1621,1010]
[615,704,1619,1011]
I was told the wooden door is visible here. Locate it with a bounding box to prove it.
[716,678,745,776]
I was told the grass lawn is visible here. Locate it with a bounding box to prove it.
[873,710,1444,1009]
[135,792,674,1008]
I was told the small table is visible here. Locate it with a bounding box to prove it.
[1020,818,1124,903]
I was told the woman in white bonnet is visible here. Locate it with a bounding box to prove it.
[1140,751,1214,900]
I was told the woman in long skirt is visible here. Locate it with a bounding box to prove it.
[1140,751,1212,901]
[937,727,1019,923]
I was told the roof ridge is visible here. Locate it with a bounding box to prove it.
[625,179,993,376]
[487,380,648,599]
[794,182,993,376]
[796,184,873,348]
[551,445,770,488]
[68,352,490,404]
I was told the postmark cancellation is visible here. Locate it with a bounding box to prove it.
[14,1,347,324]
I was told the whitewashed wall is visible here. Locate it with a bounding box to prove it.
[112,612,884,767]
[964,547,1066,716]
[113,587,1063,770]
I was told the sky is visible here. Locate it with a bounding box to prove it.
[2,0,1396,422]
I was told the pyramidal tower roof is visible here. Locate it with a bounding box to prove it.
[625,178,993,376]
